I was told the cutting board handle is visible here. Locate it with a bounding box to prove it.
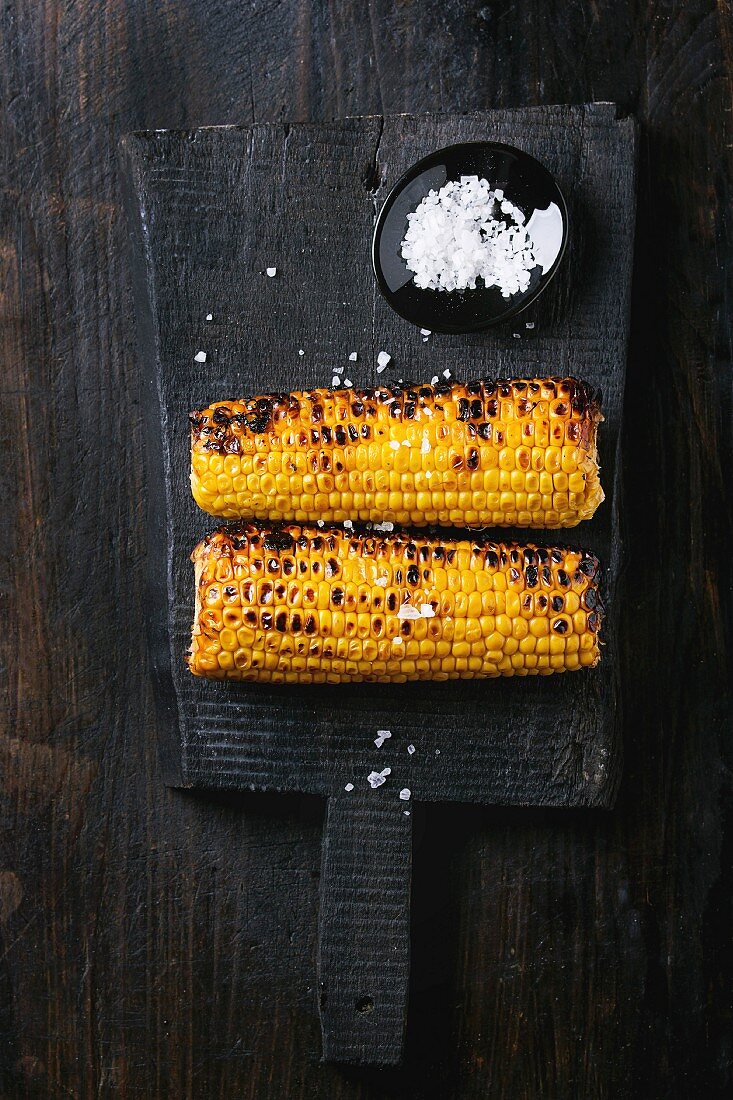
[317,790,412,1065]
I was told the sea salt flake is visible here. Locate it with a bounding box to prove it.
[443,369,451,379]
[266,267,277,277]
[373,521,394,532]
[343,519,353,529]
[348,352,358,361]
[344,378,353,388]
[194,351,207,363]
[420,328,431,336]
[367,768,391,789]
[298,349,305,356]
[344,783,354,791]
[525,322,535,329]
[404,810,411,816]
[430,376,439,384]
[407,744,416,755]
[421,437,430,454]
[334,364,345,374]
[389,440,400,451]
[420,603,435,618]
[375,576,388,587]
[377,351,391,369]
[392,636,403,645]
[374,730,392,748]
[401,439,410,447]
[331,375,340,386]
[399,788,411,801]
[205,313,213,321]
[397,605,421,620]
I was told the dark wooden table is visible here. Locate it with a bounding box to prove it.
[1,3,731,1097]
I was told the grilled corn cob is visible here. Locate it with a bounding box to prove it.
[190,376,603,529]
[187,524,603,684]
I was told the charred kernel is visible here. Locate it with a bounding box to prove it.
[541,566,552,586]
[407,565,420,585]
[551,595,564,612]
[583,588,597,609]
[467,449,479,470]
[537,595,548,610]
[458,398,471,421]
[478,422,491,439]
[579,556,597,577]
[261,611,273,630]
[557,570,570,587]
[321,426,332,444]
[471,399,483,419]
[275,612,288,632]
[510,549,520,564]
[325,558,340,578]
[526,566,538,587]
[335,426,347,445]
[331,588,344,606]
[587,611,599,631]
[224,585,237,597]
[304,615,317,635]
[551,548,563,563]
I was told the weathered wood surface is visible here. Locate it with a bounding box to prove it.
[1,1,731,1096]
[121,105,633,811]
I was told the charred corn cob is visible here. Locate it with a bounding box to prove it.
[190,377,603,529]
[187,524,603,684]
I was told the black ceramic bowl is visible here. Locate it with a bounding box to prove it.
[372,141,568,334]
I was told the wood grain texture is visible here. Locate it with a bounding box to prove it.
[120,105,634,812]
[0,1,731,1097]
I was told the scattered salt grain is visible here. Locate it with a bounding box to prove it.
[420,328,431,336]
[525,322,535,329]
[407,744,416,755]
[513,333,521,339]
[343,519,353,529]
[317,520,325,528]
[377,351,391,371]
[367,768,391,789]
[373,521,394,532]
[374,730,392,748]
[421,437,430,454]
[194,351,207,363]
[401,439,410,448]
[348,352,358,362]
[298,349,305,356]
[399,788,411,801]
[266,267,277,277]
[404,810,411,816]
[392,637,403,645]
[435,749,441,755]
[430,375,439,385]
[420,604,435,618]
[334,364,345,375]
[400,176,536,297]
[205,313,213,321]
[397,605,421,620]
[389,440,400,450]
[375,576,388,587]
[443,369,451,380]
[344,783,354,792]
[332,375,341,387]
[344,378,353,388]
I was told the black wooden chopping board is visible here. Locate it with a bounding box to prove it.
[121,104,636,1065]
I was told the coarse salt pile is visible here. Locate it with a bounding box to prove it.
[400,176,537,297]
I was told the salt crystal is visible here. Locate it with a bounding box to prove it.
[377,351,391,369]
[443,369,451,379]
[389,440,400,450]
[344,378,353,388]
[400,177,536,296]
[374,730,392,748]
[205,313,213,321]
[373,521,394,532]
[526,322,535,329]
[420,603,435,618]
[407,744,416,755]
[399,788,411,801]
[513,333,521,339]
[375,576,388,587]
[421,437,430,454]
[344,783,354,791]
[298,349,305,356]
[367,768,391,789]
[331,375,340,386]
[348,352,358,361]
[343,519,353,529]
[334,364,345,374]
[266,267,277,277]
[317,520,324,528]
[392,637,403,645]
[420,328,431,336]
[397,605,421,620]
[194,351,207,363]
[401,439,410,447]
[404,810,411,816]
[430,376,439,385]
